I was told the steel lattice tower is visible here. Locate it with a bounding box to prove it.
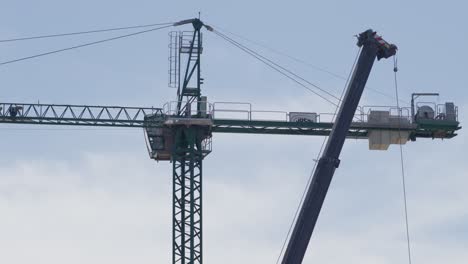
[170,19,209,264]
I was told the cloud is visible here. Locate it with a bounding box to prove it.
[1,126,466,264]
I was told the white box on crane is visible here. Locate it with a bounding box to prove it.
[367,110,410,150]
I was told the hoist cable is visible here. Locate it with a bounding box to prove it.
[212,30,340,107]
[0,22,174,43]
[393,55,413,264]
[275,47,362,264]
[0,24,173,67]
[215,26,409,105]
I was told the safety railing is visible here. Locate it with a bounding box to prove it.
[360,105,412,123]
[212,102,252,120]
[163,101,213,117]
[168,31,181,88]
[436,103,459,121]
[201,135,212,155]
[213,102,292,121]
[165,101,419,125]
[179,31,203,54]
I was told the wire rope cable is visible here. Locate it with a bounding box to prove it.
[211,29,340,107]
[275,47,362,264]
[0,24,173,67]
[214,25,408,105]
[393,55,413,264]
[214,30,342,102]
[212,28,365,122]
[0,22,174,43]
[214,25,345,80]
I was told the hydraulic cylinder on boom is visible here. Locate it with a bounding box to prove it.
[281,29,397,264]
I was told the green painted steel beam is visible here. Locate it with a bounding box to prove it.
[211,126,368,137]
[212,119,419,132]
[0,103,460,139]
[0,117,460,140]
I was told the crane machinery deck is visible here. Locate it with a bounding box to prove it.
[0,18,461,264]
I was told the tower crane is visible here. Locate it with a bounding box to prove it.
[0,19,461,264]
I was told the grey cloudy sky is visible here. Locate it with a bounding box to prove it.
[0,0,467,263]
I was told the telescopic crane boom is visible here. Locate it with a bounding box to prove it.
[281,29,397,264]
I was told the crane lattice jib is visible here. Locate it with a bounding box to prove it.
[0,102,460,139]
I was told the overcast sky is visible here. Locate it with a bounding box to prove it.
[0,1,467,264]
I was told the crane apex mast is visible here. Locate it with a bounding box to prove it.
[157,19,210,264]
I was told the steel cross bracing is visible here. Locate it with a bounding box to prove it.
[0,102,164,127]
[171,127,206,264]
[170,19,205,264]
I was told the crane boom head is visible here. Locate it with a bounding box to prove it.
[357,29,397,60]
